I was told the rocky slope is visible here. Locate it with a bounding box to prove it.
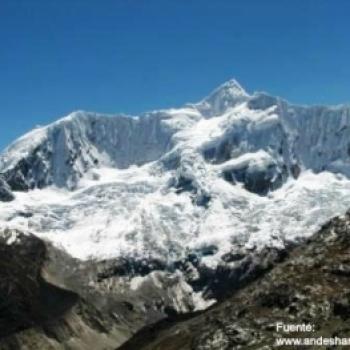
[0,228,211,349]
[0,230,134,350]
[119,210,350,350]
[0,176,13,202]
[3,210,350,349]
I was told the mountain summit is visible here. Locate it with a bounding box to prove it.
[195,79,250,116]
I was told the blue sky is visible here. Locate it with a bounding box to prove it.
[1,0,350,151]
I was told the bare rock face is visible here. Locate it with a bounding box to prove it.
[0,231,133,350]
[0,176,14,202]
[119,211,350,350]
[0,230,202,350]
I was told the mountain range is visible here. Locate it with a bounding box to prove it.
[1,79,350,349]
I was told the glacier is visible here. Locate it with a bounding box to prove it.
[1,78,350,269]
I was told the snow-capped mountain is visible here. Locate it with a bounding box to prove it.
[1,79,350,293]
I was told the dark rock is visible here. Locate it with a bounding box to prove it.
[0,231,77,338]
[194,193,211,208]
[174,175,196,194]
[290,163,301,179]
[222,162,288,196]
[205,247,288,300]
[194,245,218,257]
[221,251,246,262]
[0,177,14,202]
[97,258,166,281]
[333,299,350,320]
[4,167,31,191]
[16,211,33,218]
[328,264,350,277]
[257,289,292,309]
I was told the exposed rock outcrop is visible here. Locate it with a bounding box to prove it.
[0,231,132,350]
[0,176,14,202]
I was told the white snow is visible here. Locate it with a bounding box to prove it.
[216,150,274,173]
[1,79,350,275]
[0,126,48,172]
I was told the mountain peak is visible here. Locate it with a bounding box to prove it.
[196,79,249,116]
[215,78,248,95]
[208,78,249,100]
